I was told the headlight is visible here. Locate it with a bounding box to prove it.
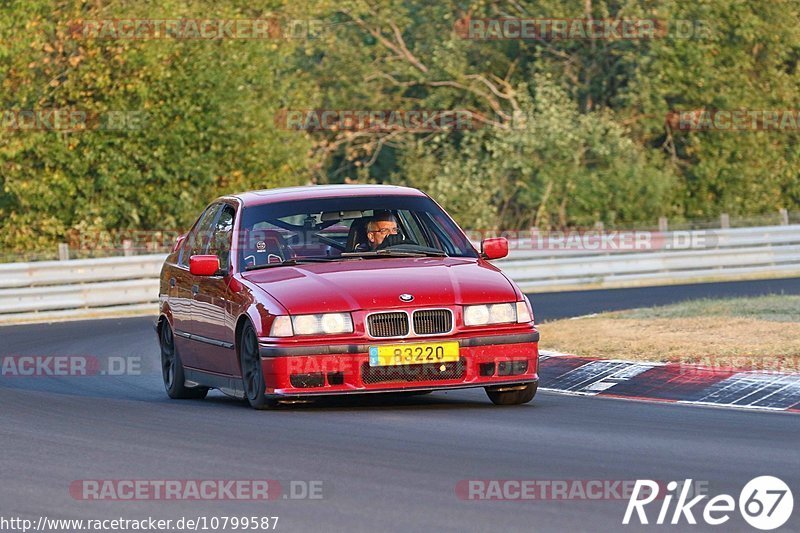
[292,313,354,335]
[269,313,354,337]
[463,303,517,326]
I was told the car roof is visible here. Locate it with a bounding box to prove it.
[223,184,427,207]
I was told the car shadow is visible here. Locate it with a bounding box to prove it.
[201,390,518,412]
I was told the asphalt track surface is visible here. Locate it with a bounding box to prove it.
[1,278,799,532]
[528,276,800,321]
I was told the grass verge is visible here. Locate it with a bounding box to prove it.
[537,295,800,372]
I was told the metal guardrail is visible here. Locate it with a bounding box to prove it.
[500,224,800,259]
[500,225,800,290]
[0,254,164,289]
[0,225,798,321]
[0,255,163,319]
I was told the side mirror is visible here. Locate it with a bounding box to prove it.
[481,237,509,260]
[189,255,221,276]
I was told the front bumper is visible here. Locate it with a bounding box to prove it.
[259,332,539,396]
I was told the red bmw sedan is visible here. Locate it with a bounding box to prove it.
[157,185,539,409]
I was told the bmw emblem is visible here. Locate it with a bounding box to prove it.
[399,293,414,302]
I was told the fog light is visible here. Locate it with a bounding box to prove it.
[479,363,496,376]
[290,373,324,388]
[497,361,512,376]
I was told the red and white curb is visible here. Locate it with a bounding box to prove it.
[538,351,800,412]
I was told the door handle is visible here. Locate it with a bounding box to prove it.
[192,284,200,295]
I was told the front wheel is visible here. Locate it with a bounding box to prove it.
[239,322,276,410]
[160,321,208,400]
[485,382,537,406]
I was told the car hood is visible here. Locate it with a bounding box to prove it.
[241,257,518,314]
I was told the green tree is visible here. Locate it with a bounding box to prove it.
[0,0,312,255]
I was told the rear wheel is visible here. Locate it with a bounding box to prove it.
[485,382,537,406]
[160,321,208,400]
[240,322,276,410]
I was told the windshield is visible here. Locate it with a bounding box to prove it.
[237,195,477,270]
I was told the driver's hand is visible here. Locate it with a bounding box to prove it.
[376,233,406,250]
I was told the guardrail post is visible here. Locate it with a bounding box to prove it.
[779,208,789,225]
[720,213,730,229]
[58,243,69,261]
[658,217,668,232]
[529,227,540,250]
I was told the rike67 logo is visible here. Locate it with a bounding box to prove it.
[624,476,794,530]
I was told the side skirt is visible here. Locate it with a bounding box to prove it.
[184,367,245,400]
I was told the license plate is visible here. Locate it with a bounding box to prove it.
[369,341,460,367]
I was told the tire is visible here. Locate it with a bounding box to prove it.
[485,382,537,406]
[239,322,276,410]
[160,321,208,400]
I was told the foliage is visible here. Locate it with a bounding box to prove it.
[1,0,798,255]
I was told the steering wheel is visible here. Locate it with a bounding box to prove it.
[376,233,408,250]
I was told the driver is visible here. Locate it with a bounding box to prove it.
[363,211,399,251]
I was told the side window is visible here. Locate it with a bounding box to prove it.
[178,204,221,268]
[208,205,236,272]
[397,210,426,246]
[418,211,461,255]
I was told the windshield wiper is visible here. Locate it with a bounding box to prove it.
[341,249,448,258]
[244,257,336,271]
